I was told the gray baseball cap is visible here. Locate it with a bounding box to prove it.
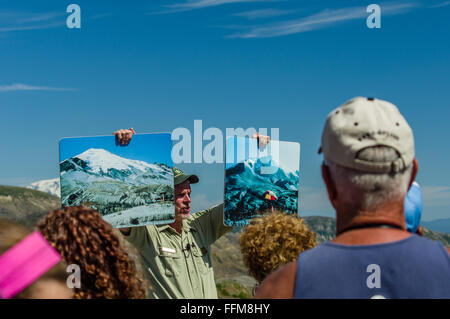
[173,167,199,186]
[319,97,415,173]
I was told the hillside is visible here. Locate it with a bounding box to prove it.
[303,216,336,243]
[422,227,450,246]
[0,185,61,228]
[211,231,256,299]
[2,186,449,299]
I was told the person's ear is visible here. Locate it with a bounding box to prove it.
[322,163,338,209]
[407,158,419,190]
[416,225,423,237]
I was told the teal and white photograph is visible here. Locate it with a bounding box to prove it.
[59,133,175,228]
[224,136,300,229]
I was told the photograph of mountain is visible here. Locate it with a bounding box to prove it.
[224,137,300,229]
[59,134,174,228]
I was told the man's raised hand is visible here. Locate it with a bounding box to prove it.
[114,128,136,146]
[252,133,270,149]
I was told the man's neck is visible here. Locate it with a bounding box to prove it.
[333,201,410,245]
[169,219,183,235]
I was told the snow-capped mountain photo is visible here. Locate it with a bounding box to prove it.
[27,178,61,197]
[60,148,173,187]
[59,134,175,228]
[224,137,300,229]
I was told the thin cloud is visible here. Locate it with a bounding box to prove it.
[0,11,65,33]
[153,0,276,14]
[16,12,64,24]
[234,8,294,20]
[0,22,62,33]
[0,83,77,92]
[227,2,420,38]
[430,1,450,8]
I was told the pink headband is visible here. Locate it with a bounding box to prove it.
[0,231,62,299]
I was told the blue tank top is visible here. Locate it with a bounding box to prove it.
[294,235,450,299]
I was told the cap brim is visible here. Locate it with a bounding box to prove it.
[174,174,199,186]
[187,174,199,184]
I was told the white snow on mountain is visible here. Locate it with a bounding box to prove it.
[74,148,160,174]
[58,148,174,227]
[61,148,173,186]
[27,178,61,197]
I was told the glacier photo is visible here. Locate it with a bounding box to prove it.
[59,146,175,228]
[224,137,300,230]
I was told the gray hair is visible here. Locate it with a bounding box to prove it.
[325,146,413,211]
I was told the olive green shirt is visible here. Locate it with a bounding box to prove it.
[124,203,231,299]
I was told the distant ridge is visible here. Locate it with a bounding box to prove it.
[0,185,60,228]
[27,178,60,197]
[422,218,450,234]
[302,215,450,246]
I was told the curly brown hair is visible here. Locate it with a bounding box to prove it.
[239,211,318,283]
[37,206,147,299]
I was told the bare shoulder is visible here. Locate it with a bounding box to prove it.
[254,261,297,299]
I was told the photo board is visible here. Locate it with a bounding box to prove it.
[224,136,300,229]
[59,133,175,228]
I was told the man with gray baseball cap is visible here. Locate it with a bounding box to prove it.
[255,97,450,299]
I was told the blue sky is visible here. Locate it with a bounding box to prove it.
[59,133,173,164]
[1,0,450,221]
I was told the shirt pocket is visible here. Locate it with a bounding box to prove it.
[191,245,211,275]
[157,248,181,278]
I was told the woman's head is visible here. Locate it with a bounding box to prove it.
[239,211,317,283]
[38,206,146,299]
[0,219,72,299]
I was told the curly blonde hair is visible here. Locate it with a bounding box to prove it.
[239,211,317,283]
[38,206,147,299]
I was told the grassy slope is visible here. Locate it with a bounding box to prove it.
[0,185,61,228]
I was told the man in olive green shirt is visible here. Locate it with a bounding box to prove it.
[126,204,228,299]
[115,129,232,299]
[115,128,269,299]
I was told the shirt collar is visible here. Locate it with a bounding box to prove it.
[155,219,194,234]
